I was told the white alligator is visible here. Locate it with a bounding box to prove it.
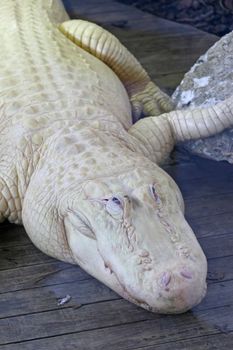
[1,0,233,313]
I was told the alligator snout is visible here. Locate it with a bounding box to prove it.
[123,258,207,314]
[154,266,207,313]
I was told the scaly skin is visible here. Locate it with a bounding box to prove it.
[59,19,175,120]
[1,0,233,313]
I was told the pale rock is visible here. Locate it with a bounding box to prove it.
[172,31,233,162]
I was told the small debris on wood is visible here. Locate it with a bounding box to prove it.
[207,271,225,281]
[111,20,129,28]
[57,294,71,306]
[214,323,231,334]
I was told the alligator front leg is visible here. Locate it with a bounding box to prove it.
[0,177,10,222]
[129,115,175,164]
[59,19,174,121]
[0,175,21,224]
[129,96,233,164]
[0,178,8,222]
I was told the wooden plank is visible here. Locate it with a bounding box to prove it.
[164,158,233,182]
[0,244,53,270]
[177,176,233,200]
[0,261,90,294]
[63,0,207,36]
[164,162,209,181]
[116,32,216,75]
[0,279,118,319]
[0,224,30,247]
[195,279,233,311]
[207,256,233,283]
[192,156,233,176]
[0,304,232,349]
[190,212,233,238]
[199,233,233,260]
[166,162,233,202]
[185,193,233,219]
[0,299,150,345]
[128,333,233,350]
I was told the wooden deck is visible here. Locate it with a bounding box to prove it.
[1,0,233,349]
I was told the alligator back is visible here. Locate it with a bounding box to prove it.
[0,0,132,132]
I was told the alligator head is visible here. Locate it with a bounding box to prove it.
[64,165,207,314]
[22,125,207,314]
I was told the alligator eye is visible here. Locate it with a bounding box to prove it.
[112,197,122,205]
[149,184,160,204]
[105,196,123,218]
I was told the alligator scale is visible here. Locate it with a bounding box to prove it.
[1,0,233,313]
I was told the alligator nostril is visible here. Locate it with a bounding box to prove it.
[180,268,193,279]
[160,272,171,288]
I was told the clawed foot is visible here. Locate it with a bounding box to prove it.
[130,82,174,121]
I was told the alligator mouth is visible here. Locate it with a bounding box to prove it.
[101,256,153,311]
[120,280,207,314]
[121,287,154,312]
[65,212,149,308]
[101,254,207,314]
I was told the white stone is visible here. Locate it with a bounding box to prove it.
[172,31,233,162]
[193,77,210,88]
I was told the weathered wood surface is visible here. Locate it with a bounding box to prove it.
[1,0,232,349]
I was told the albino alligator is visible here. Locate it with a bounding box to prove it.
[1,0,233,314]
